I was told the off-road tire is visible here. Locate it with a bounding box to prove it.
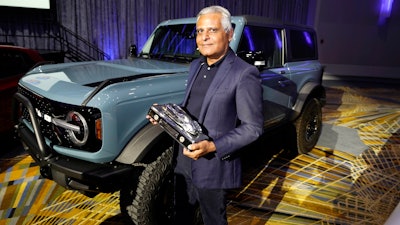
[125,146,175,225]
[295,98,322,154]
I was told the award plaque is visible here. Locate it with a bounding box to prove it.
[148,103,209,148]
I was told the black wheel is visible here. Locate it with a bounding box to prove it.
[295,98,322,154]
[123,146,175,225]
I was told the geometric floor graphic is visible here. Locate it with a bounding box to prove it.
[227,146,400,225]
[0,157,122,225]
[226,84,400,225]
[1,79,399,224]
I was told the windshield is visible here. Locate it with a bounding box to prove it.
[140,24,200,62]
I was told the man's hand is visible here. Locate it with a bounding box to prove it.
[183,140,216,160]
[146,114,158,125]
[146,103,159,125]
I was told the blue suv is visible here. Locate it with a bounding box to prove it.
[13,16,325,224]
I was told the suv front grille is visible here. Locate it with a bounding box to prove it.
[18,85,102,152]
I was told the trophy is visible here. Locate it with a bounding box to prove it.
[148,103,209,148]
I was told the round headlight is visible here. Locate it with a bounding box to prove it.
[66,111,89,146]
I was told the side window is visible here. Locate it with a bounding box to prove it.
[237,25,282,68]
[289,29,317,61]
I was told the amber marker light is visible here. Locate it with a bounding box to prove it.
[95,118,102,140]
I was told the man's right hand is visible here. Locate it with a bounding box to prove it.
[147,103,159,125]
[146,114,158,125]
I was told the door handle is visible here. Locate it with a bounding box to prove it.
[278,80,291,87]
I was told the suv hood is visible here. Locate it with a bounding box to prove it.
[19,58,189,105]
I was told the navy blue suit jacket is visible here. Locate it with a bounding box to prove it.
[180,49,264,189]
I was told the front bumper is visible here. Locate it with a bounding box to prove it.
[13,92,134,193]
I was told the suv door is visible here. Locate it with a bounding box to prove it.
[284,28,320,93]
[237,25,297,128]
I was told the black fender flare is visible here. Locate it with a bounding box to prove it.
[291,81,325,120]
[115,124,167,164]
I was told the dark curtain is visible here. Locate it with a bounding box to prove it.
[0,0,310,60]
[56,0,310,59]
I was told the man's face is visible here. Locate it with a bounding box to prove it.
[196,13,232,64]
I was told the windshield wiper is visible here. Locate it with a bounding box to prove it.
[161,54,196,63]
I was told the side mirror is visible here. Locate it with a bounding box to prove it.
[237,51,266,69]
[129,45,137,58]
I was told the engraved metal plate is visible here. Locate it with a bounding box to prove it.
[148,103,208,148]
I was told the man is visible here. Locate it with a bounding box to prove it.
[148,5,264,225]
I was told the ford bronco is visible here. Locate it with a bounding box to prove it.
[13,16,325,224]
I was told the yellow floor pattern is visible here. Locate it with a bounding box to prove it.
[1,78,399,224]
[225,82,400,225]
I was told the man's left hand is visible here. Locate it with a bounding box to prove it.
[183,140,216,160]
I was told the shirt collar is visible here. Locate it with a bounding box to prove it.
[200,48,232,67]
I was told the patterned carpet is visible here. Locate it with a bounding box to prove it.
[1,77,399,225]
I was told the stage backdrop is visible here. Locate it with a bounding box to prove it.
[55,0,312,59]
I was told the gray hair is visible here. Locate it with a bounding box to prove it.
[197,5,232,33]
